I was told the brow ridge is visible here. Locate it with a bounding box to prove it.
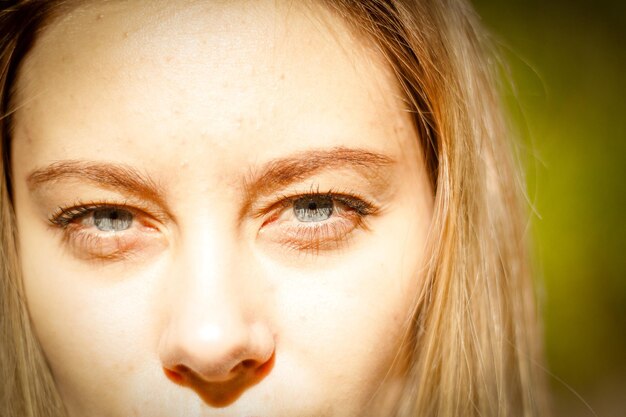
[26,160,168,209]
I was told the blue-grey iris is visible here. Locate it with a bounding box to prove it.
[93,208,133,232]
[293,195,334,222]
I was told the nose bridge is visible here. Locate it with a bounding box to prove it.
[169,219,240,315]
[171,241,245,337]
[179,219,238,296]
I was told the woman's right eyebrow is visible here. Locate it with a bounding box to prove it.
[26,160,169,209]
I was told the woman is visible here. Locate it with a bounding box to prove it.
[0,1,547,416]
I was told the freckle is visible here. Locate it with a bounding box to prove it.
[123,32,129,38]
[96,14,104,20]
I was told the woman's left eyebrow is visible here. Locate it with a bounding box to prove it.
[242,147,396,200]
[239,146,396,218]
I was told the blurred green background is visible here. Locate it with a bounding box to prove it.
[471,0,625,416]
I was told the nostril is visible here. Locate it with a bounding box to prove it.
[227,359,255,375]
[241,359,256,369]
[163,366,187,385]
[161,352,275,407]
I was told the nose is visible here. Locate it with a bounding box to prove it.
[161,312,275,384]
[158,240,275,406]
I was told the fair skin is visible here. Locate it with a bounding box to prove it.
[11,1,433,416]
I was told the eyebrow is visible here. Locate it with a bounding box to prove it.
[26,147,395,216]
[26,160,169,210]
[240,146,395,214]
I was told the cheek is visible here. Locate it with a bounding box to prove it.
[17,210,164,411]
[17,178,429,415]
[269,216,426,404]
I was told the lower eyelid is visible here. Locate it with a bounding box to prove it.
[261,215,361,247]
[287,220,352,238]
[280,222,358,251]
[67,226,136,248]
[62,223,159,260]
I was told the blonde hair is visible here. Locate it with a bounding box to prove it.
[0,1,547,416]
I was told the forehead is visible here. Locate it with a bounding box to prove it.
[12,0,415,170]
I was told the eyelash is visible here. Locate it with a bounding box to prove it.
[48,190,379,257]
[258,188,379,252]
[50,200,136,228]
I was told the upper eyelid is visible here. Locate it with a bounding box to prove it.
[50,202,150,230]
[249,191,374,221]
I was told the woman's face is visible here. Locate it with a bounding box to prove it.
[11,1,432,416]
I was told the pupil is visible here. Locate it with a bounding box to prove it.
[93,208,133,231]
[294,195,333,222]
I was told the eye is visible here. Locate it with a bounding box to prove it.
[50,203,139,231]
[259,190,380,252]
[48,201,163,261]
[90,207,134,231]
[293,195,333,222]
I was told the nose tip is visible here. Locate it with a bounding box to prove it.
[159,318,275,406]
[163,352,275,408]
[163,354,275,388]
[162,322,272,381]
